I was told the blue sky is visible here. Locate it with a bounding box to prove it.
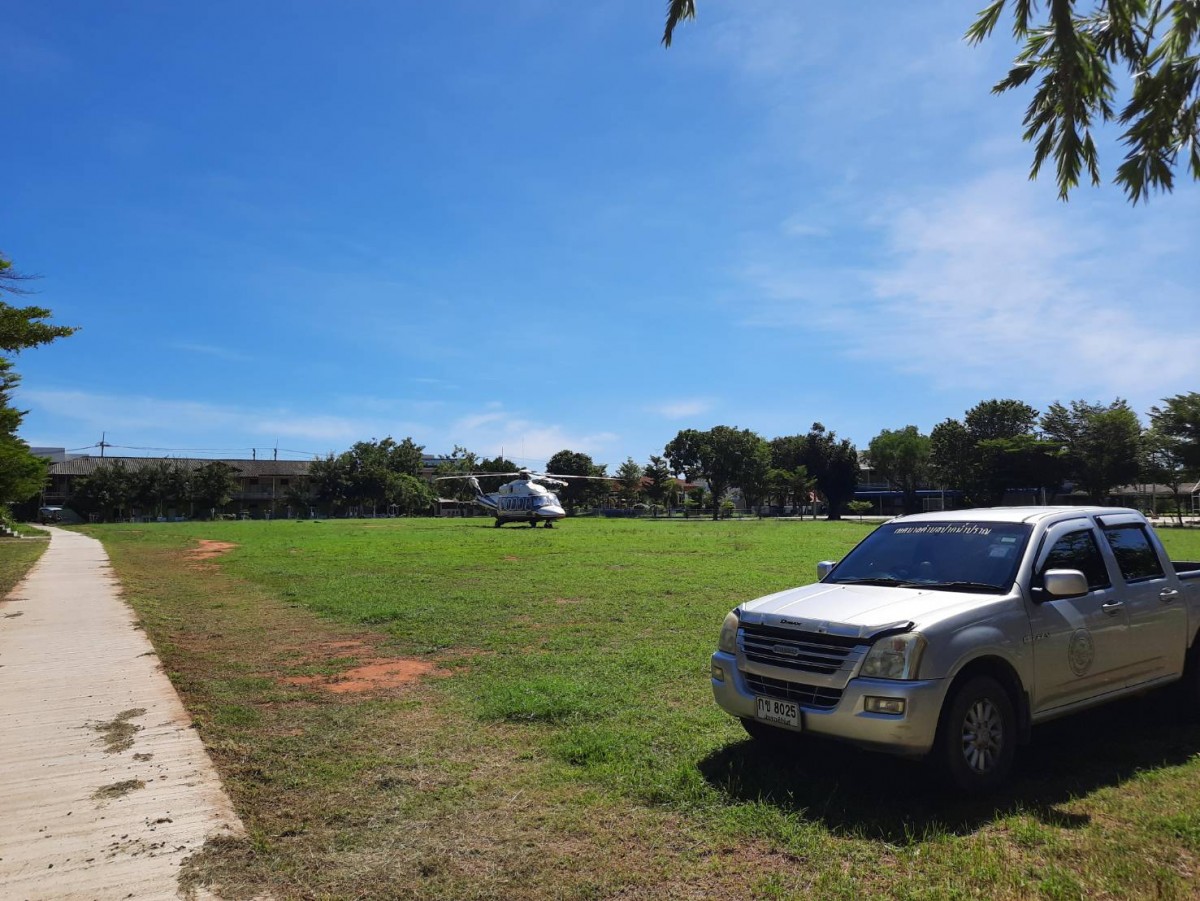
[4,1,1197,470]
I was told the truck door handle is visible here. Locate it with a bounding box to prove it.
[1160,588,1180,603]
[1101,601,1125,615]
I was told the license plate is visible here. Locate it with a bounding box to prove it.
[756,696,800,729]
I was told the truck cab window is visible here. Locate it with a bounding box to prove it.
[1039,529,1110,590]
[1102,525,1164,582]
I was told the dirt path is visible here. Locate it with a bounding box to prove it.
[0,528,247,900]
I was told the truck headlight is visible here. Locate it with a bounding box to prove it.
[718,610,740,654]
[860,632,926,680]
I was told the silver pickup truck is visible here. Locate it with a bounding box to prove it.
[710,506,1200,791]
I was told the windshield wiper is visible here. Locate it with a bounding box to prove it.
[834,577,921,587]
[923,580,1005,593]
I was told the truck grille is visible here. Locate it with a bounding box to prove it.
[744,673,843,709]
[739,623,864,675]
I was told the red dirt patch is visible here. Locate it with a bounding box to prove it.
[186,540,239,561]
[284,657,447,693]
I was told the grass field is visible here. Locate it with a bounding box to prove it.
[0,533,49,597]
[86,517,1200,900]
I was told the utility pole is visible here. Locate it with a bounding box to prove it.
[99,432,109,458]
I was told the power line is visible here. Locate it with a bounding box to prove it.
[66,441,322,459]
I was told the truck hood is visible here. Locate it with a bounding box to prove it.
[738,581,1002,640]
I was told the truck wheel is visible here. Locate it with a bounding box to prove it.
[937,676,1015,792]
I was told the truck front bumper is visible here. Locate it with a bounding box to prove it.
[710,651,945,757]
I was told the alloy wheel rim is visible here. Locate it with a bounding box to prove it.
[960,698,1004,774]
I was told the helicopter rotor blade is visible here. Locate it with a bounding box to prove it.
[433,471,523,481]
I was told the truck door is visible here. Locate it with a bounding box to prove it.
[1097,514,1187,687]
[1027,521,1131,714]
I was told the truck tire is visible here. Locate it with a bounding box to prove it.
[937,675,1015,792]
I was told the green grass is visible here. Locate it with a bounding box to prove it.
[0,533,49,597]
[86,518,1200,899]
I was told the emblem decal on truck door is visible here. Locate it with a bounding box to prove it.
[1068,629,1095,676]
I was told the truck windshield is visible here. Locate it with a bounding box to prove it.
[826,521,1033,593]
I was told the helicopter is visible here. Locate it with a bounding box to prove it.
[435,469,610,528]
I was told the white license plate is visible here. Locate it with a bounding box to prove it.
[756,696,800,729]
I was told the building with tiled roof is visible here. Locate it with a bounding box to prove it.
[41,451,461,520]
[43,456,314,520]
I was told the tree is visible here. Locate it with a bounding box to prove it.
[930,418,976,499]
[1150,392,1200,472]
[662,4,1200,202]
[191,462,240,517]
[0,253,77,352]
[477,455,519,493]
[434,445,481,503]
[770,434,821,516]
[867,426,931,515]
[389,473,436,516]
[642,455,674,512]
[663,426,770,521]
[847,499,874,519]
[0,253,77,513]
[309,453,354,515]
[977,433,1068,505]
[768,434,808,473]
[71,461,133,522]
[0,360,46,506]
[932,400,1050,505]
[615,457,644,505]
[965,0,1200,201]
[1141,426,1191,523]
[803,423,859,521]
[388,437,426,477]
[1041,399,1142,502]
[0,432,48,509]
[131,459,189,518]
[308,437,439,516]
[546,449,609,513]
[964,399,1040,442]
[765,465,815,513]
[739,442,772,511]
[765,468,794,509]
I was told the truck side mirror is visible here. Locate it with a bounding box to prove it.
[817,561,837,580]
[1043,569,1088,599]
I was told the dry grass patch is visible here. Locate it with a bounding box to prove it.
[93,779,146,801]
[90,707,146,753]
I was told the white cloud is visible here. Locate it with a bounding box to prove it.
[647,398,715,419]
[18,388,622,466]
[740,168,1200,413]
[446,407,618,465]
[17,389,424,452]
